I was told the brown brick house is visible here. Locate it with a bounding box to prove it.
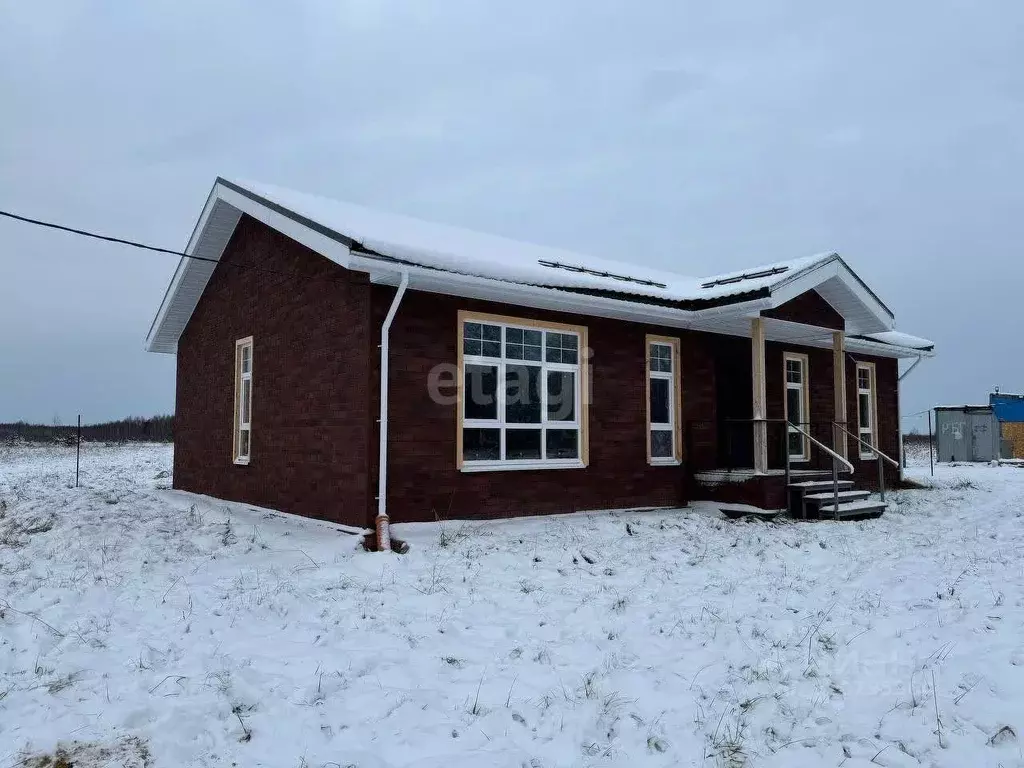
[147,178,934,546]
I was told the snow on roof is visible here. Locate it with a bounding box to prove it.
[228,178,830,303]
[146,177,933,358]
[856,330,934,351]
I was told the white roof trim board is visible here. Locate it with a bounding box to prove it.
[146,178,934,359]
[851,330,934,351]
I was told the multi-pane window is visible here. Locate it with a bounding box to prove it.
[459,315,585,469]
[784,353,809,461]
[234,337,253,464]
[856,363,876,458]
[647,337,681,464]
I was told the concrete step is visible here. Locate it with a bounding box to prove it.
[788,480,855,493]
[816,499,886,520]
[804,490,872,504]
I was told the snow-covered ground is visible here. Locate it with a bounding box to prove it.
[1,442,1022,767]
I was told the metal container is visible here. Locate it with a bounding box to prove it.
[934,406,1001,462]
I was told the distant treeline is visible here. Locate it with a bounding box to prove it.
[0,415,173,444]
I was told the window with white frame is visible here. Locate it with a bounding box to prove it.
[647,336,681,464]
[784,353,809,461]
[458,313,586,470]
[856,362,877,458]
[234,337,253,464]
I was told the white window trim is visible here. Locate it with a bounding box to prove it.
[646,335,682,466]
[234,336,253,465]
[856,362,878,460]
[783,352,810,463]
[457,311,589,472]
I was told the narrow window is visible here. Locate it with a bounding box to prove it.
[647,336,681,464]
[234,337,253,464]
[783,353,809,461]
[457,313,587,470]
[856,362,877,458]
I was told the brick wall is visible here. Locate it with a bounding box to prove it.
[174,217,902,525]
[763,290,844,330]
[848,352,900,489]
[174,215,373,528]
[369,288,701,524]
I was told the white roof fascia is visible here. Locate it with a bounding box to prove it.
[353,255,776,331]
[215,184,353,270]
[352,256,705,329]
[844,336,935,360]
[767,255,841,303]
[145,181,356,353]
[861,330,934,350]
[766,255,895,334]
[145,186,221,351]
[695,297,773,319]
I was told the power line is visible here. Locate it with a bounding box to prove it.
[902,409,933,418]
[0,207,350,284]
[1,209,199,259]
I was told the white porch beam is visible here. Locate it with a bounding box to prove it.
[751,317,768,474]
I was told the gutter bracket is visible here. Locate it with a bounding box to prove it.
[898,354,925,382]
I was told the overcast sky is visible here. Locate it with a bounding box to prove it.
[2,2,1022,429]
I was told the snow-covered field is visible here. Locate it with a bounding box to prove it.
[1,443,1022,768]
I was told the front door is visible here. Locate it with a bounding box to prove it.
[714,339,754,468]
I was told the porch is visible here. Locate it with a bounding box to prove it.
[681,311,902,517]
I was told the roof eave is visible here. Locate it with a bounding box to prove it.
[844,337,936,359]
[764,253,896,335]
[147,178,918,355]
[146,179,357,353]
[145,180,225,353]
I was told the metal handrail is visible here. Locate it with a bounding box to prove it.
[712,418,891,519]
[782,421,854,474]
[783,420,851,520]
[832,422,900,469]
[718,417,855,473]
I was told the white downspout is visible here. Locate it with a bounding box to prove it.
[897,354,924,480]
[376,271,409,552]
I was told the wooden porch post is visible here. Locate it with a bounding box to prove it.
[751,317,768,474]
[833,330,847,459]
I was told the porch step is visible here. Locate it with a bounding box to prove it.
[803,490,872,504]
[788,480,855,493]
[816,499,887,520]
[719,505,785,521]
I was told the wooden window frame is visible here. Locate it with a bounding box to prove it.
[233,336,253,465]
[855,362,878,460]
[646,335,683,466]
[456,310,589,472]
[783,352,810,463]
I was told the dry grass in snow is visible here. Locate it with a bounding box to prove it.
[1,441,1023,767]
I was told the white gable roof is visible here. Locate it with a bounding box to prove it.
[221,178,839,303]
[146,178,932,358]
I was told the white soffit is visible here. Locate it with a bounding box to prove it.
[767,256,895,335]
[146,198,241,353]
